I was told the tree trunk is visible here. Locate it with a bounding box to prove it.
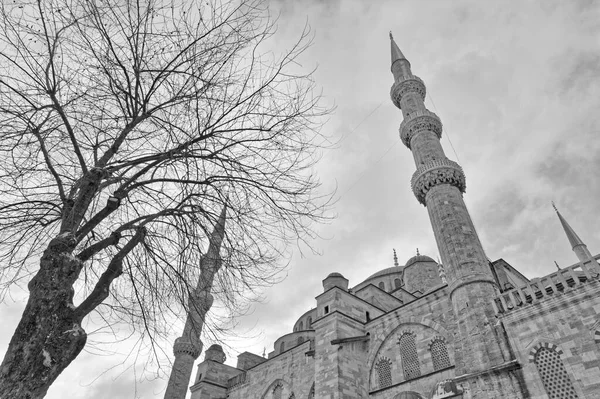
[0,234,87,399]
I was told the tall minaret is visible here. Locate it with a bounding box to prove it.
[164,205,227,399]
[389,34,525,395]
[553,203,595,263]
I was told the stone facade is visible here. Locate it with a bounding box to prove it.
[186,37,600,399]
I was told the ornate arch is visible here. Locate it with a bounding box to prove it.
[261,379,291,399]
[529,343,580,399]
[428,336,451,371]
[367,318,452,391]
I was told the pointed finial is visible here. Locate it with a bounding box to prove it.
[393,249,399,267]
[554,261,561,270]
[416,248,420,256]
[552,204,594,262]
[390,31,408,66]
[262,347,266,358]
[552,201,558,212]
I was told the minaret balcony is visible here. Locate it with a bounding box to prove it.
[411,159,466,205]
[390,75,426,109]
[399,109,442,148]
[173,337,202,358]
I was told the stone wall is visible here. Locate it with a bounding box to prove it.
[500,279,600,398]
[226,340,315,399]
[365,286,457,398]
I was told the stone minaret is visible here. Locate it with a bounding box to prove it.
[553,203,595,263]
[164,205,227,399]
[389,34,526,396]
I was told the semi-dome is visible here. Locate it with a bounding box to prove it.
[405,254,436,267]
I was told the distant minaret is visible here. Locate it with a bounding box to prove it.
[553,202,594,263]
[164,205,227,399]
[389,33,524,394]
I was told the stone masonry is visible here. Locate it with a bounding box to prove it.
[186,36,600,399]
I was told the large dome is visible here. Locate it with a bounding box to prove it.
[365,266,404,280]
[405,254,436,267]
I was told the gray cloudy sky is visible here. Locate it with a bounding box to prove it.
[2,0,600,398]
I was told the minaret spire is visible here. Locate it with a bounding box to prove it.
[164,204,227,399]
[552,202,594,263]
[389,31,411,80]
[389,38,524,394]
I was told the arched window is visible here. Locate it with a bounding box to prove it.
[280,341,285,353]
[394,278,401,289]
[429,337,451,371]
[531,344,578,398]
[375,357,392,388]
[307,317,312,328]
[398,332,421,380]
[273,384,283,399]
[378,281,385,290]
[298,321,303,330]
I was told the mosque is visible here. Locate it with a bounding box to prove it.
[177,35,600,399]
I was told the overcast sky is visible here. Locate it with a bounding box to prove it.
[1,0,600,398]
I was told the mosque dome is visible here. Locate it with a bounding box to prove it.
[405,254,436,267]
[327,272,345,278]
[365,266,404,280]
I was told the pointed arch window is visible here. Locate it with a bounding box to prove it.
[398,332,421,380]
[280,342,285,353]
[378,281,385,290]
[394,278,401,289]
[375,357,392,388]
[298,321,303,330]
[530,344,578,399]
[429,337,451,371]
[273,383,283,399]
[307,317,312,328]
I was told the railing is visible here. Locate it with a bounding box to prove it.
[494,259,600,314]
[227,372,247,389]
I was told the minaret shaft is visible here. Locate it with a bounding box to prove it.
[164,206,226,399]
[389,35,525,395]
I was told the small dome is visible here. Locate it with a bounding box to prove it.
[207,344,223,351]
[327,272,345,278]
[405,254,436,267]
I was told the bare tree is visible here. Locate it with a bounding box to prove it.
[0,0,331,397]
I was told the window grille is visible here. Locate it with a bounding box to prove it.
[398,332,421,380]
[375,357,392,388]
[273,384,283,399]
[534,347,578,399]
[430,338,451,370]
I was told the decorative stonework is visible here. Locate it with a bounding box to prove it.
[173,338,201,358]
[375,356,393,388]
[411,159,466,205]
[390,75,426,109]
[399,110,443,148]
[529,343,579,399]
